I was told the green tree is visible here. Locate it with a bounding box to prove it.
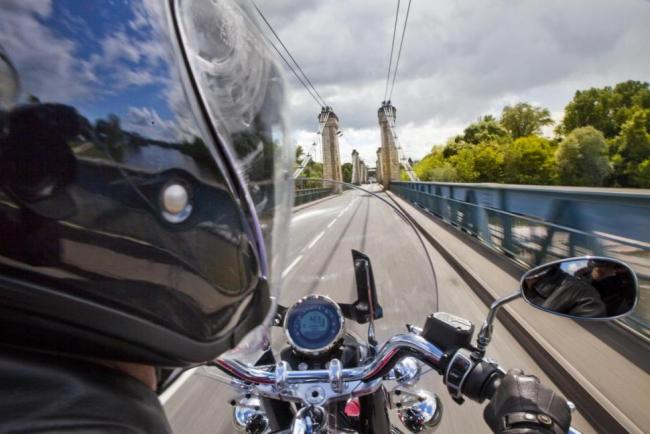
[448,142,504,182]
[414,147,458,181]
[500,103,553,139]
[295,144,305,163]
[560,80,650,138]
[341,162,353,183]
[503,136,556,184]
[556,127,610,186]
[443,116,509,159]
[460,115,510,145]
[609,108,650,187]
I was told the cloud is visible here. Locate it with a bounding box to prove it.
[123,106,181,142]
[0,0,95,103]
[256,0,650,163]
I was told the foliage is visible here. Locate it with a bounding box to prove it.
[414,148,458,182]
[413,81,650,188]
[447,142,505,182]
[295,144,305,163]
[453,115,509,147]
[560,80,650,138]
[341,162,353,183]
[500,103,553,139]
[503,136,556,184]
[555,127,611,186]
[608,107,650,187]
[302,161,323,179]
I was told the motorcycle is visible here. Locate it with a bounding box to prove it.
[200,183,639,433]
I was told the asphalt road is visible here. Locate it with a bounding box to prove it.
[163,185,593,433]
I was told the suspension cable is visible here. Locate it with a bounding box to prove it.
[261,32,322,108]
[383,0,401,102]
[252,1,330,108]
[388,0,412,101]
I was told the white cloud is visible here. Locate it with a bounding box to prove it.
[257,0,650,160]
[123,106,181,141]
[0,0,95,103]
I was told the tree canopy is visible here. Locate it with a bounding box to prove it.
[500,103,553,139]
[555,127,610,186]
[412,80,649,188]
[560,80,650,138]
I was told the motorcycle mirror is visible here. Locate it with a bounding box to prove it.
[520,256,639,320]
[339,250,384,324]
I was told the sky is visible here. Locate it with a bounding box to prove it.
[0,0,184,141]
[256,0,650,165]
[2,0,648,168]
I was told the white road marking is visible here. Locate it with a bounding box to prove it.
[282,255,303,278]
[327,219,337,229]
[307,231,325,250]
[159,367,197,405]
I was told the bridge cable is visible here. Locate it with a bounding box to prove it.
[383,0,401,102]
[388,0,412,101]
[261,33,322,108]
[252,1,330,108]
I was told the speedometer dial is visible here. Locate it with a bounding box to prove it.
[284,295,344,355]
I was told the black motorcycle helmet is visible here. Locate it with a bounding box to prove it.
[0,0,292,366]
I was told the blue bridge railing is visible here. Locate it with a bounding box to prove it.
[391,181,650,337]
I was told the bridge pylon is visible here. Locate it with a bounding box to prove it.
[351,149,361,185]
[378,102,401,188]
[319,107,343,191]
[376,147,383,184]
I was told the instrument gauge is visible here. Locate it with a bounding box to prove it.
[284,295,344,355]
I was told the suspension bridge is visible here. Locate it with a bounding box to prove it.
[163,2,650,433]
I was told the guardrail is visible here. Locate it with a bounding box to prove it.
[294,187,333,206]
[391,181,650,337]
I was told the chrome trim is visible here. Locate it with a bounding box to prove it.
[215,333,444,385]
[275,361,289,390]
[519,255,640,322]
[283,294,345,355]
[329,358,343,393]
[393,357,421,387]
[395,389,443,433]
[476,291,520,356]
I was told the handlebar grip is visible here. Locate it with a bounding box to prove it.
[462,360,505,403]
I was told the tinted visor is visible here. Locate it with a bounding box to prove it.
[0,0,289,347]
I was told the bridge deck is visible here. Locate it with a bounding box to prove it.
[163,185,594,433]
[389,191,648,434]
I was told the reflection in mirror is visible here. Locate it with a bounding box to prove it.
[521,257,638,319]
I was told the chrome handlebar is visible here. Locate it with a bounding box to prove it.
[215,333,444,385]
[217,332,585,434]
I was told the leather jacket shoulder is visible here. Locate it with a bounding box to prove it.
[0,348,172,433]
[542,275,607,317]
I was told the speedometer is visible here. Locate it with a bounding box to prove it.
[284,295,344,355]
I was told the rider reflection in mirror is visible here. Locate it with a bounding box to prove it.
[523,263,607,318]
[580,259,635,316]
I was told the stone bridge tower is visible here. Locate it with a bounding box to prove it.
[320,108,343,188]
[378,102,400,188]
[351,149,361,185]
[376,147,383,184]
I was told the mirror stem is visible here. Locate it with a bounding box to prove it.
[474,292,520,359]
[365,263,378,351]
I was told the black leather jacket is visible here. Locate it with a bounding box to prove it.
[0,349,171,434]
[531,272,606,317]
